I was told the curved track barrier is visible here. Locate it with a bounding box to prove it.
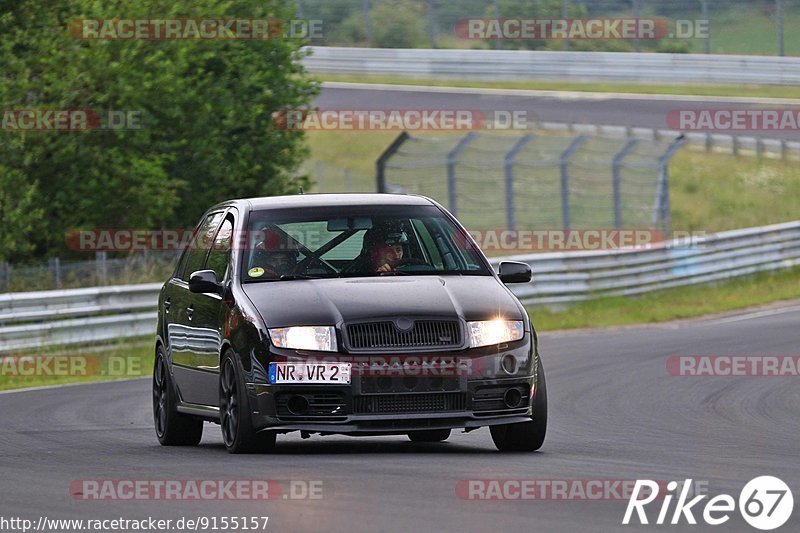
[303,47,800,86]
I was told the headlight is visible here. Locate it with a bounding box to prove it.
[468,320,524,348]
[268,326,337,352]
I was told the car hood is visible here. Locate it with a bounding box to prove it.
[241,275,524,328]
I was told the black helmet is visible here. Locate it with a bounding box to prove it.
[364,221,409,248]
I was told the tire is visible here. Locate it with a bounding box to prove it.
[153,346,204,446]
[408,429,451,442]
[490,358,547,452]
[219,350,276,454]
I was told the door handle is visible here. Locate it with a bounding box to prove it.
[164,298,171,314]
[186,305,194,320]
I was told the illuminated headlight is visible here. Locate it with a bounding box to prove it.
[467,320,524,348]
[269,326,337,352]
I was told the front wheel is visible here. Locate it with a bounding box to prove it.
[219,351,276,454]
[153,346,203,446]
[490,358,547,452]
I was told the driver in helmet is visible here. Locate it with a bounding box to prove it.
[362,222,409,273]
[249,227,300,278]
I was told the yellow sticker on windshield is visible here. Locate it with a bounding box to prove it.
[248,267,265,278]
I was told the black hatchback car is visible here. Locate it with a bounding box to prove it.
[153,194,547,453]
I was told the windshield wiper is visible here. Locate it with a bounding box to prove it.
[279,274,326,280]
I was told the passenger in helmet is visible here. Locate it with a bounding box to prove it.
[249,227,300,278]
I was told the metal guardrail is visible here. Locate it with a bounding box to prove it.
[303,47,800,86]
[1,221,798,352]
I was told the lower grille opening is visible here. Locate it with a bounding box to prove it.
[276,392,347,420]
[472,384,530,413]
[353,392,467,414]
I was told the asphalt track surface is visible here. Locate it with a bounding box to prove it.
[316,83,800,142]
[1,304,798,532]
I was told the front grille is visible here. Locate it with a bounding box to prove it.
[353,392,467,414]
[359,376,461,394]
[346,320,462,351]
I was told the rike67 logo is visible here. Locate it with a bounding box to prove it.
[624,477,794,530]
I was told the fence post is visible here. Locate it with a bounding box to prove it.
[781,139,788,161]
[705,133,712,153]
[362,0,372,46]
[49,257,62,289]
[96,251,107,285]
[426,0,438,49]
[732,135,739,156]
[315,161,324,193]
[756,137,764,160]
[653,136,687,235]
[503,134,534,231]
[701,0,710,54]
[446,132,479,217]
[491,0,502,49]
[0,261,9,291]
[375,132,410,193]
[777,0,785,57]
[559,135,588,230]
[612,139,639,229]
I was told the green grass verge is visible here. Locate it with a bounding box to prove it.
[529,266,800,331]
[670,151,800,232]
[318,73,800,100]
[0,339,153,392]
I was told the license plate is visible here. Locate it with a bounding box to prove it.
[269,362,351,384]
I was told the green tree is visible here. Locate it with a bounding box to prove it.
[371,1,427,48]
[0,0,317,261]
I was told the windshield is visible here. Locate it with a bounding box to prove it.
[241,204,491,282]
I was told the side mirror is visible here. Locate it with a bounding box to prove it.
[498,261,532,284]
[189,270,222,294]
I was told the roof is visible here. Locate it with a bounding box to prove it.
[237,193,435,210]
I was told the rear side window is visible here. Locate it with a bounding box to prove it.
[179,211,225,281]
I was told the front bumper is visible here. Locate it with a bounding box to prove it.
[246,335,539,434]
[249,375,537,434]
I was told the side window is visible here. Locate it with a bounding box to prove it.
[206,217,233,281]
[180,211,225,281]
